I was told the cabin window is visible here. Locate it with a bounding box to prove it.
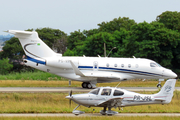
[135,64,138,68]
[113,90,124,96]
[89,88,100,95]
[114,64,117,67]
[128,64,131,68]
[106,63,109,67]
[101,88,112,96]
[150,63,157,67]
[121,64,124,68]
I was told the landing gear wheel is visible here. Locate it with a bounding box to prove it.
[107,114,112,116]
[87,83,92,89]
[100,112,106,115]
[82,82,87,88]
[157,84,161,88]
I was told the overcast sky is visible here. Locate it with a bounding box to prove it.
[1,0,180,35]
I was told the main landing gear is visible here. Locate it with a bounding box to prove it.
[82,82,92,89]
[100,107,118,116]
[82,82,96,89]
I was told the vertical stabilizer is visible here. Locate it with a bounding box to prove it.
[154,79,176,103]
[8,30,56,59]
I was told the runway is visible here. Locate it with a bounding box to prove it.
[0,113,180,117]
[0,87,179,92]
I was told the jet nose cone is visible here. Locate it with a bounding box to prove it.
[172,72,177,78]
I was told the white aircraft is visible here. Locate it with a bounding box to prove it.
[66,79,176,116]
[7,30,177,88]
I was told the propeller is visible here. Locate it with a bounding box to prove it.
[69,90,72,97]
[69,90,72,107]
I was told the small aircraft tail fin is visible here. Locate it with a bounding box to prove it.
[154,79,176,103]
[7,30,56,59]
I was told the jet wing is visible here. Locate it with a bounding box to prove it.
[70,61,85,77]
[70,61,121,80]
[97,97,123,107]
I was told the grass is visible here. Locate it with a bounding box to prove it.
[0,116,180,120]
[0,91,179,113]
[0,80,179,87]
[0,71,179,87]
[0,71,63,81]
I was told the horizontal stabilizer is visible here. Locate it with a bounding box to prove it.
[8,30,32,35]
[154,98,166,101]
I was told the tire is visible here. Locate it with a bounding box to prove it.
[82,82,87,88]
[87,83,92,89]
[157,84,161,88]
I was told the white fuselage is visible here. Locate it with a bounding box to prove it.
[66,79,176,115]
[69,83,174,107]
[24,56,177,83]
[7,30,177,86]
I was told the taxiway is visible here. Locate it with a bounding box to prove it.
[0,87,179,92]
[0,113,180,117]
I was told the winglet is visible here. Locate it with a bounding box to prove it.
[70,61,85,77]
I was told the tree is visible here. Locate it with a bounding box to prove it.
[112,29,130,57]
[156,11,180,32]
[0,58,13,75]
[124,21,180,69]
[0,37,27,72]
[36,28,67,49]
[98,17,136,33]
[53,35,68,54]
[81,32,117,56]
[67,30,86,50]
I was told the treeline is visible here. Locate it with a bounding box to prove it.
[1,11,180,75]
[0,34,14,42]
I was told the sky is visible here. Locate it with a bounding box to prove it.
[1,0,180,35]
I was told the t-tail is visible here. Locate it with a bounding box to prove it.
[154,79,176,103]
[7,30,57,65]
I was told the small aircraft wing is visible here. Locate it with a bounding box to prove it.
[97,97,124,107]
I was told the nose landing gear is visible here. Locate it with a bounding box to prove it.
[157,79,164,88]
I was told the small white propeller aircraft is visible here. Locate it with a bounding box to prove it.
[7,30,177,88]
[66,79,176,116]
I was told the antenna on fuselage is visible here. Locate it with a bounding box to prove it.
[83,55,86,57]
[115,81,121,88]
[133,56,136,58]
[98,55,101,58]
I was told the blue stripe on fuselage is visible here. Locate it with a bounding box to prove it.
[78,66,163,77]
[26,56,46,65]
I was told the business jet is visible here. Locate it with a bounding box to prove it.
[7,30,177,88]
[66,79,176,116]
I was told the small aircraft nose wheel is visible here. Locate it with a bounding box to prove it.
[157,84,161,88]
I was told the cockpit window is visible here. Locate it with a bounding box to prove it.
[113,90,124,96]
[101,88,112,96]
[150,63,157,67]
[89,88,100,95]
[156,63,162,67]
